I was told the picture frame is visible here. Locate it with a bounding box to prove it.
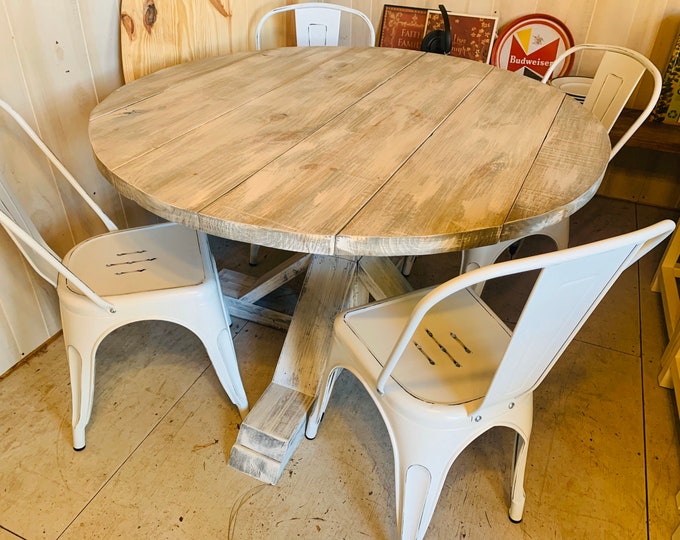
[378,4,498,63]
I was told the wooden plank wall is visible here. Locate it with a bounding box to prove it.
[0,0,679,374]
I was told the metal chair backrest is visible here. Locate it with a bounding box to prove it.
[542,44,662,159]
[0,99,116,311]
[375,220,676,410]
[255,3,375,50]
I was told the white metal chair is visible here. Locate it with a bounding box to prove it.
[445,44,663,293]
[255,2,375,51]
[306,219,674,540]
[0,99,248,450]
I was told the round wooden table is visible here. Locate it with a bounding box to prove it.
[89,46,610,483]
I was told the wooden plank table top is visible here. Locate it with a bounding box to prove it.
[90,46,610,258]
[89,47,611,484]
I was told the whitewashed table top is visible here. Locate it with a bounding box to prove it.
[90,47,610,257]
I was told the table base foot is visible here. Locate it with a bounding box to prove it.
[228,382,313,484]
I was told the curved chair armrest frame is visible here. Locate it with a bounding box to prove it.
[255,2,376,50]
[0,99,118,232]
[540,44,662,159]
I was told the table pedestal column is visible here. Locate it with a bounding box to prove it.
[228,254,412,484]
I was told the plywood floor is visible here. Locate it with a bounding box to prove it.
[1,197,680,539]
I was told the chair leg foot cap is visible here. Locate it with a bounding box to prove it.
[73,445,86,452]
[509,516,522,524]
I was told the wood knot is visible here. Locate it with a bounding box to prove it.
[120,12,135,40]
[209,0,232,18]
[143,0,157,33]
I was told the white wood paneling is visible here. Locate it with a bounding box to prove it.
[0,1,67,368]
[0,229,59,370]
[77,0,152,228]
[0,303,21,374]
[3,1,121,241]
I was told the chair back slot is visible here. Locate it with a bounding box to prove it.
[585,51,646,132]
[295,7,342,46]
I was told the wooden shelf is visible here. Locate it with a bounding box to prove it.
[610,109,680,154]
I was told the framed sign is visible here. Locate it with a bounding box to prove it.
[491,14,574,79]
[379,5,428,51]
[379,5,498,63]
